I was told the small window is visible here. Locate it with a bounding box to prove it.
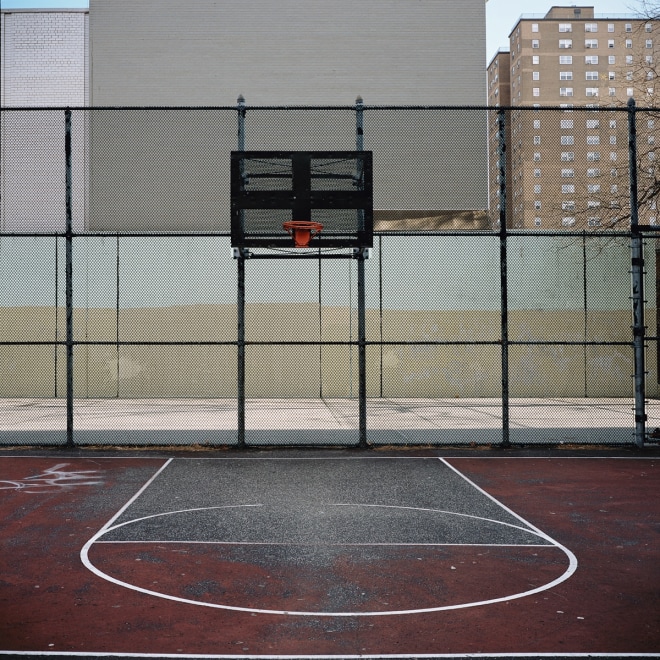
[560,71,573,80]
[561,135,575,145]
[608,24,615,33]
[559,55,573,64]
[534,152,541,162]
[561,151,575,161]
[585,39,598,49]
[533,71,540,80]
[585,23,598,32]
[587,135,600,145]
[534,217,542,227]
[562,185,575,194]
[585,55,599,64]
[588,217,602,227]
[534,135,541,145]
[647,39,653,49]
[588,184,601,193]
[609,55,616,64]
[533,88,540,97]
[610,136,617,145]
[626,55,633,64]
[534,200,542,210]
[532,39,540,48]
[646,23,653,32]
[586,88,599,97]
[532,55,540,64]
[562,201,575,211]
[608,39,615,48]
[610,152,617,162]
[625,23,632,32]
[534,168,542,177]
[587,168,601,177]
[627,87,634,96]
[559,39,572,49]
[532,23,539,32]
[560,87,574,97]
[587,151,601,161]
[561,119,574,129]
[562,216,576,226]
[649,119,655,129]
[610,120,617,129]
[534,184,541,194]
[586,71,599,80]
[586,119,599,129]
[609,87,616,96]
[562,168,575,177]
[647,55,654,64]
[626,39,633,48]
[559,23,572,33]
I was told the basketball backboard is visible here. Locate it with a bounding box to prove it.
[230,151,373,249]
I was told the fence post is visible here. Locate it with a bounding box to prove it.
[236,95,247,448]
[628,98,646,448]
[64,108,74,448]
[355,96,368,448]
[497,108,510,448]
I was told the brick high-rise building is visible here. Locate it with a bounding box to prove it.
[488,6,659,229]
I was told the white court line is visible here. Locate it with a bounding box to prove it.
[2,652,659,658]
[80,458,576,617]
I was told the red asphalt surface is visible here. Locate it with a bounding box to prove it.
[0,454,658,656]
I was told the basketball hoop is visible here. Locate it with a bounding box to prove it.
[282,221,324,248]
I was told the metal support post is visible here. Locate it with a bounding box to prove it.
[356,249,367,449]
[355,96,368,448]
[64,108,74,448]
[237,252,246,448]
[628,98,646,448]
[497,109,510,448]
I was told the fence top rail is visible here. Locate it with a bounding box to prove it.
[1,104,657,113]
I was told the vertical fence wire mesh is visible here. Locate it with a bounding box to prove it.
[0,105,656,446]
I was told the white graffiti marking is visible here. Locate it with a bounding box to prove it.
[0,463,103,493]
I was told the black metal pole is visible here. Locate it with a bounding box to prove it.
[628,98,646,448]
[64,108,74,448]
[236,95,247,448]
[497,108,510,448]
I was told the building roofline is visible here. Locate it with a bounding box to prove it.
[0,8,89,13]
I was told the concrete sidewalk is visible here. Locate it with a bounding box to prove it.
[0,397,651,446]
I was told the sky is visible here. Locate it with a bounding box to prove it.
[0,0,647,61]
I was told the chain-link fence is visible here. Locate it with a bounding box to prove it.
[0,105,657,447]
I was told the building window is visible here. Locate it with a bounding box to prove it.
[586,119,599,129]
[609,87,616,96]
[610,135,617,145]
[647,55,654,64]
[588,184,601,193]
[588,217,602,227]
[561,151,575,161]
[562,168,575,177]
[534,184,541,194]
[562,217,576,226]
[586,88,599,97]
[585,55,599,64]
[561,135,575,145]
[534,152,541,161]
[610,152,617,161]
[646,23,653,32]
[559,55,573,64]
[560,87,574,97]
[610,119,617,129]
[587,151,601,161]
[533,88,540,96]
[534,135,541,145]
[626,55,633,64]
[534,217,542,227]
[586,71,599,80]
[627,88,634,97]
[587,135,601,145]
[562,185,575,194]
[560,71,573,80]
[559,39,572,49]
[561,119,574,129]
[533,55,540,64]
[533,71,540,80]
[649,135,656,145]
[585,39,598,49]
[626,39,633,48]
[647,39,653,48]
[625,23,632,32]
[609,55,616,64]
[611,184,618,194]
[534,168,542,177]
[587,168,601,177]
[649,119,655,128]
[532,23,539,32]
[608,24,615,33]
[585,23,598,32]
[562,201,575,211]
[559,23,572,32]
[534,200,542,210]
[608,39,615,48]
[534,119,541,128]
[532,39,540,48]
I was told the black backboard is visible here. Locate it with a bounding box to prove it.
[231,151,373,248]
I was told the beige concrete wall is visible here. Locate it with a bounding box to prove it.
[0,304,646,399]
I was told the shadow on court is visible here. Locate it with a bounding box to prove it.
[0,450,658,658]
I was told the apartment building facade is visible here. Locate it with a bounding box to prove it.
[488,6,659,229]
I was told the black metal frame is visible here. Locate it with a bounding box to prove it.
[230,151,373,249]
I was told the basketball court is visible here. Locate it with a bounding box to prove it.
[1,449,658,658]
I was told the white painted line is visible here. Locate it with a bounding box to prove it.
[81,498,572,617]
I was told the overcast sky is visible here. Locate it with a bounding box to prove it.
[0,0,647,61]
